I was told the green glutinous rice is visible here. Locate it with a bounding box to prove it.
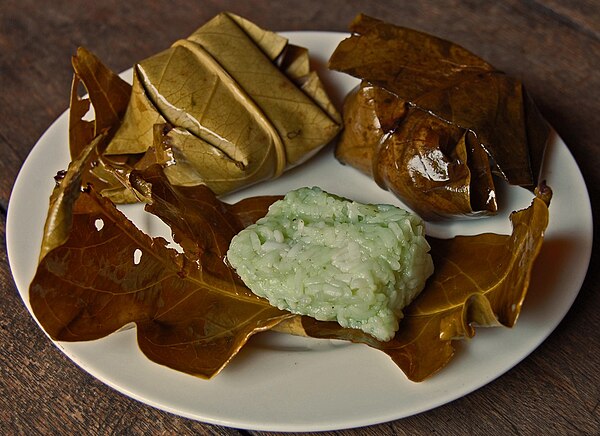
[226,187,434,341]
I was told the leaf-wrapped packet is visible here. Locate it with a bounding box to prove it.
[329,14,550,220]
[77,12,341,200]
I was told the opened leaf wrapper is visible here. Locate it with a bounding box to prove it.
[329,14,550,220]
[31,160,293,378]
[30,153,550,380]
[95,12,340,198]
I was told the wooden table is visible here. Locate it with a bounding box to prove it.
[1,1,598,434]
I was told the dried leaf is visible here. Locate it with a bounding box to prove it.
[32,16,551,378]
[99,12,340,197]
[30,165,292,378]
[68,47,131,159]
[329,14,549,219]
[39,133,106,261]
[31,140,550,380]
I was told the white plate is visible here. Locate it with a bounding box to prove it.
[7,31,593,432]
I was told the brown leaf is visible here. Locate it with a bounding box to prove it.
[39,133,107,261]
[32,146,550,380]
[30,13,552,382]
[68,47,131,159]
[30,165,292,378]
[337,83,498,219]
[329,14,549,219]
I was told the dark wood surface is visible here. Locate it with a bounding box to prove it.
[1,1,598,434]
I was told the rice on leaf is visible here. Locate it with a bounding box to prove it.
[227,187,434,341]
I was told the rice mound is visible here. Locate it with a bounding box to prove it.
[226,187,434,341]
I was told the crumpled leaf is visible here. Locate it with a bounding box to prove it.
[329,14,550,219]
[39,133,108,261]
[274,184,551,381]
[91,12,340,199]
[68,47,131,160]
[43,46,135,259]
[29,163,292,379]
[66,46,143,204]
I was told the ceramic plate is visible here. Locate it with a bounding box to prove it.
[7,31,593,431]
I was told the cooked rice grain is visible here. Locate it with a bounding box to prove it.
[226,187,434,341]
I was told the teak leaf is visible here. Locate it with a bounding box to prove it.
[39,133,106,261]
[30,165,292,379]
[329,14,550,219]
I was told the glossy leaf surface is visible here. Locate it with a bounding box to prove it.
[329,14,549,219]
[30,165,291,378]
